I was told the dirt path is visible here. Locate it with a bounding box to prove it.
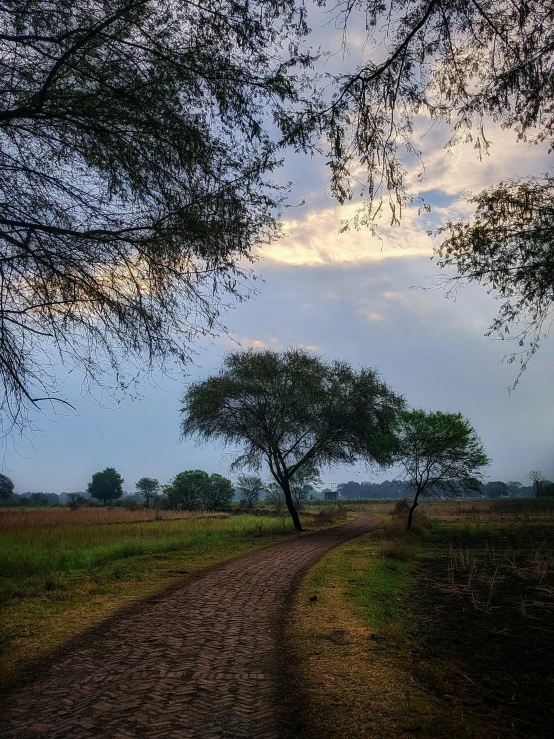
[1,514,380,739]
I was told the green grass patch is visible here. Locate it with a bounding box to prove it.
[0,510,344,687]
[0,514,291,601]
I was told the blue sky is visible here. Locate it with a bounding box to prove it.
[2,14,553,493]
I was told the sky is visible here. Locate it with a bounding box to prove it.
[2,11,553,494]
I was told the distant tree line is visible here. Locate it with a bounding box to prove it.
[2,473,553,508]
[0,467,305,512]
[337,478,554,500]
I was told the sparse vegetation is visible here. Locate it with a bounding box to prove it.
[289,500,554,738]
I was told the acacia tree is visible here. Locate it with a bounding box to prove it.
[0,0,309,436]
[3,1,554,439]
[295,1,554,376]
[135,477,159,508]
[395,410,490,530]
[235,474,265,509]
[180,349,405,531]
[87,467,124,506]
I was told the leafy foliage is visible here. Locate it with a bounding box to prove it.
[297,1,554,373]
[0,473,14,502]
[164,470,209,511]
[135,477,159,508]
[436,178,554,385]
[235,474,265,509]
[0,0,309,435]
[203,474,234,512]
[87,467,124,505]
[395,409,490,529]
[180,348,405,529]
[296,1,554,219]
[163,470,233,511]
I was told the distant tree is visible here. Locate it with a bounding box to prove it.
[265,483,286,514]
[30,492,49,506]
[337,481,362,500]
[529,470,547,498]
[202,474,234,512]
[0,473,14,502]
[180,349,404,531]
[87,467,124,506]
[482,481,509,499]
[289,464,322,508]
[235,474,265,509]
[135,477,160,508]
[166,470,210,511]
[395,410,490,530]
[541,481,554,497]
[66,492,86,511]
[507,481,523,497]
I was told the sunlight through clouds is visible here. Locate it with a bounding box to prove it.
[261,119,551,268]
[262,203,436,265]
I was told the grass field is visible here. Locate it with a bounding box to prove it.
[0,505,342,688]
[289,500,554,738]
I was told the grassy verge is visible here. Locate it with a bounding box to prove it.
[0,509,341,688]
[289,508,554,738]
[288,513,480,739]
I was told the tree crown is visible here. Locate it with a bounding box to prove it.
[395,409,490,498]
[180,348,406,480]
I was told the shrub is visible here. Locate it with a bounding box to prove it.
[393,499,411,515]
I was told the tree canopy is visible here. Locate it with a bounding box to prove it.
[180,348,405,530]
[436,178,554,386]
[0,473,14,502]
[163,469,233,511]
[395,410,490,529]
[135,477,159,508]
[2,0,553,437]
[0,0,309,435]
[301,0,554,375]
[87,467,124,505]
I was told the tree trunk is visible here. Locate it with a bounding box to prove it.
[407,491,420,531]
[282,479,303,531]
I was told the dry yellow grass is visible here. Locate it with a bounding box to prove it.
[288,534,494,739]
[0,506,207,530]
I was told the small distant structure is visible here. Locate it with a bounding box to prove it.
[324,483,338,501]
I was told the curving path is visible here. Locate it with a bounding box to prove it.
[2,514,380,739]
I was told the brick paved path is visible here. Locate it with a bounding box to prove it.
[2,514,380,739]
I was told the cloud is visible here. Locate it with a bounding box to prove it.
[260,114,552,268]
[261,202,436,266]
